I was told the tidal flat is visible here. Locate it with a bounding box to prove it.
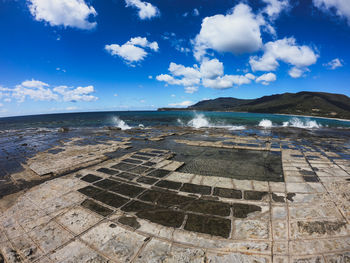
[0,125,350,262]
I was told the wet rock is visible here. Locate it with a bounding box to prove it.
[137,209,185,228]
[184,199,231,217]
[80,174,102,183]
[147,169,171,178]
[156,180,182,190]
[81,199,113,217]
[272,193,285,203]
[184,213,231,238]
[111,162,138,171]
[180,183,211,195]
[94,179,121,189]
[232,203,262,218]
[213,187,242,199]
[96,167,119,175]
[136,176,158,185]
[287,193,296,202]
[94,191,129,208]
[121,200,155,213]
[78,186,104,198]
[118,216,141,229]
[109,183,145,198]
[58,127,69,132]
[297,221,346,235]
[107,126,122,131]
[244,190,268,201]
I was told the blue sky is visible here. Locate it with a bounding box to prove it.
[0,0,349,117]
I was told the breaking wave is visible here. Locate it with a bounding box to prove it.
[283,117,322,129]
[112,116,131,130]
[187,114,246,130]
[259,119,273,128]
[188,114,210,128]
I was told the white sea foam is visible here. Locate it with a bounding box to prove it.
[283,117,321,129]
[187,114,246,130]
[229,125,246,130]
[259,119,273,128]
[112,116,131,130]
[188,114,210,128]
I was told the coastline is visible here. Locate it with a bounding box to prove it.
[159,108,350,122]
[272,112,350,122]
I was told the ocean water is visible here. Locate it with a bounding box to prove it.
[0,111,350,131]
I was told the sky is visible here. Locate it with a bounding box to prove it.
[0,0,349,117]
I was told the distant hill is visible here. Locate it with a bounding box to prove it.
[158,92,350,120]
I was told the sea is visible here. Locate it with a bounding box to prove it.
[1,110,350,131]
[0,110,350,192]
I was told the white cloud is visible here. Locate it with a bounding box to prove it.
[193,8,200,16]
[105,37,158,65]
[255,72,277,85]
[157,62,202,87]
[148,75,153,79]
[169,101,193,107]
[245,73,256,80]
[202,74,253,89]
[53,85,98,102]
[114,94,118,97]
[27,0,97,30]
[125,0,159,20]
[157,59,255,91]
[66,106,78,111]
[56,67,66,73]
[171,94,176,97]
[313,0,350,25]
[288,67,304,78]
[13,80,58,103]
[200,59,224,79]
[0,103,3,107]
[2,79,98,103]
[249,37,318,76]
[323,58,344,69]
[194,3,266,61]
[185,87,199,94]
[262,0,290,19]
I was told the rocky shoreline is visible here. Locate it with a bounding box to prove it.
[0,126,350,262]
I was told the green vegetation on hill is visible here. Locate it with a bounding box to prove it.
[158,92,350,120]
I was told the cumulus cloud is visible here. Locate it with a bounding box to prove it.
[200,59,224,79]
[313,0,350,25]
[157,59,255,91]
[323,58,344,69]
[288,67,304,78]
[27,0,97,30]
[249,37,318,77]
[169,101,193,107]
[105,37,158,65]
[125,0,160,20]
[194,3,266,61]
[13,80,58,103]
[53,85,98,102]
[262,0,290,19]
[255,72,277,85]
[1,79,98,103]
[156,63,201,87]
